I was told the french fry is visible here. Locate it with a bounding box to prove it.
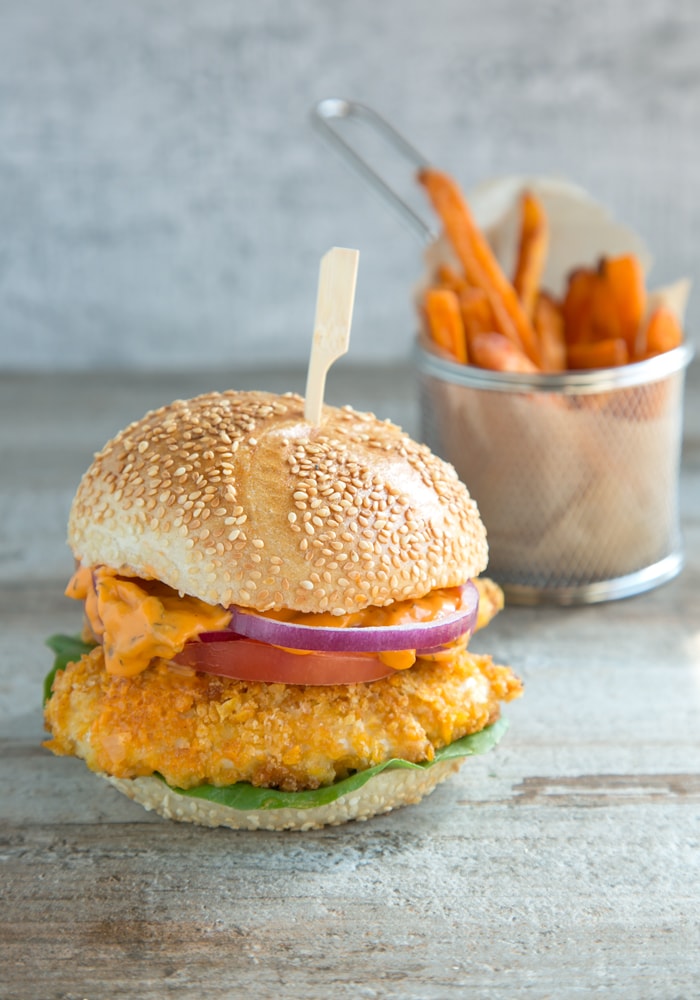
[642,306,684,356]
[459,287,495,349]
[470,333,539,374]
[419,168,684,376]
[562,268,598,345]
[436,262,468,294]
[513,190,549,321]
[589,265,624,342]
[567,338,629,370]
[534,293,567,372]
[418,168,542,366]
[563,255,645,352]
[424,287,468,363]
[601,254,646,355]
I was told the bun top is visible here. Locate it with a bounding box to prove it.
[68,390,488,613]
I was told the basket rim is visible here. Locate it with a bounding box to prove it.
[414,341,695,395]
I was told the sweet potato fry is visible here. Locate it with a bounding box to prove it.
[423,287,468,363]
[562,268,598,345]
[601,254,646,355]
[470,333,539,374]
[436,263,468,294]
[563,255,645,352]
[534,293,567,372]
[589,264,624,343]
[418,168,541,366]
[642,306,683,356]
[513,190,549,321]
[567,338,629,370]
[459,287,495,348]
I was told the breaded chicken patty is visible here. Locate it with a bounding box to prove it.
[45,648,522,792]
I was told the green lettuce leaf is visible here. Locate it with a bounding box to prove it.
[44,633,509,812]
[44,634,96,704]
[165,718,508,812]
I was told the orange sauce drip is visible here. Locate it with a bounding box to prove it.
[65,566,231,677]
[66,568,468,677]
[262,587,468,671]
[257,586,466,629]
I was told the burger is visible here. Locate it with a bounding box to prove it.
[44,389,522,830]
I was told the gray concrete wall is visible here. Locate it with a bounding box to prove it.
[0,0,697,371]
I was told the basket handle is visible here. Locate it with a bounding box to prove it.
[311,98,436,244]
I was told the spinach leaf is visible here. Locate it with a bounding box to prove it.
[44,634,95,704]
[164,719,508,812]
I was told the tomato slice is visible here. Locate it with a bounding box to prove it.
[172,636,397,685]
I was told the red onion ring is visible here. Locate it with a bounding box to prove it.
[200,580,479,652]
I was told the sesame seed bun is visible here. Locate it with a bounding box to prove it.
[103,758,463,831]
[68,390,488,613]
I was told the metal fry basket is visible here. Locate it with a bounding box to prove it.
[418,345,693,603]
[313,98,695,604]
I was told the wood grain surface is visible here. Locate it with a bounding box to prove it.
[2,364,699,999]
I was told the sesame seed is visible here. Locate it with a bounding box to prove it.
[70,387,488,615]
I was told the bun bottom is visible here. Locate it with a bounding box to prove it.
[103,759,463,831]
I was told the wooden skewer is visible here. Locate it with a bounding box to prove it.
[304,247,360,426]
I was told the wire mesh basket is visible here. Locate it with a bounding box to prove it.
[417,344,694,604]
[312,99,694,604]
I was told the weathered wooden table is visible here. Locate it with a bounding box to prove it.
[2,363,699,999]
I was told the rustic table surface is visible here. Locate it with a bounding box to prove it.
[2,363,699,1000]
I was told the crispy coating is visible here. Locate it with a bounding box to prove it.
[473,576,504,631]
[44,648,521,792]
